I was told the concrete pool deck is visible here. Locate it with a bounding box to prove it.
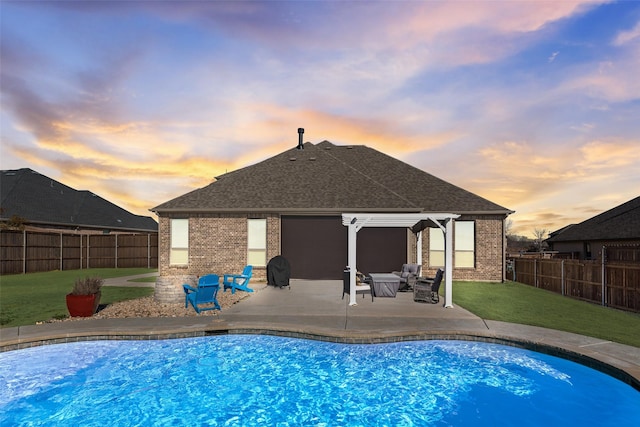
[1,279,639,390]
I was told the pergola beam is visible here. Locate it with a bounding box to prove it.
[342,213,460,307]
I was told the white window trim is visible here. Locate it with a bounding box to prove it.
[454,221,475,268]
[429,227,445,268]
[247,218,267,267]
[170,218,189,266]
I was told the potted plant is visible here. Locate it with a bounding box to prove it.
[66,276,103,317]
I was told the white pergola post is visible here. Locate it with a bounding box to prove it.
[416,230,422,266]
[444,218,454,308]
[347,221,358,306]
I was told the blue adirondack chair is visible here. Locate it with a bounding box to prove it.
[183,274,221,313]
[223,265,253,294]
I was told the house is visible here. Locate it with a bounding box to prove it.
[151,135,512,302]
[546,196,640,260]
[1,168,158,234]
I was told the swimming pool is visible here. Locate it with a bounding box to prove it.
[1,335,638,426]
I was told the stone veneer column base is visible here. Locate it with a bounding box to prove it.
[155,275,197,304]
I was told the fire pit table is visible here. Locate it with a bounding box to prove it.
[367,273,401,297]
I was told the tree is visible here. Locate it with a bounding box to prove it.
[0,214,27,231]
[504,218,514,237]
[533,228,548,253]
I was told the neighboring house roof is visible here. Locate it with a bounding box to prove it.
[1,168,158,232]
[152,141,512,215]
[547,224,575,239]
[546,196,640,243]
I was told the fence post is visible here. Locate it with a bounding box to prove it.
[22,229,26,274]
[534,258,538,287]
[147,233,151,269]
[60,232,63,271]
[115,234,118,268]
[602,246,606,306]
[87,234,90,269]
[561,259,565,296]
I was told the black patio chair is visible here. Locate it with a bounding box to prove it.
[429,268,444,303]
[342,268,373,301]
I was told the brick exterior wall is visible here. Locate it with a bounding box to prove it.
[420,215,505,282]
[157,213,506,303]
[159,213,280,281]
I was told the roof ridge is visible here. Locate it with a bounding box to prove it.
[215,141,321,181]
[320,144,420,209]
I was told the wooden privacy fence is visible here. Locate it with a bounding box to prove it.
[508,254,640,313]
[0,230,158,275]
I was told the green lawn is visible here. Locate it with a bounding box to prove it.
[0,268,155,328]
[2,271,639,348]
[453,280,640,348]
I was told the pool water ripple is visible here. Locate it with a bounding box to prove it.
[1,335,638,426]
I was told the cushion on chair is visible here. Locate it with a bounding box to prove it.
[401,264,420,276]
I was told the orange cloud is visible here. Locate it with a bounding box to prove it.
[460,136,639,235]
[579,139,640,168]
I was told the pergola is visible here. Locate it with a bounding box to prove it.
[341,213,460,308]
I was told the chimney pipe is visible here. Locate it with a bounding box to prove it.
[297,128,304,150]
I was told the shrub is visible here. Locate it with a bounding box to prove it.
[70,276,104,295]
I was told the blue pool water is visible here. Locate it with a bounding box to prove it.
[1,336,638,426]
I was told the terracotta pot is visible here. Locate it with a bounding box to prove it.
[66,291,101,317]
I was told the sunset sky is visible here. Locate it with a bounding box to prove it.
[1,1,639,237]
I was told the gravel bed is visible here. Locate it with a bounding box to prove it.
[54,283,267,322]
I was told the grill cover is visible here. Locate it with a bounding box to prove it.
[267,255,291,288]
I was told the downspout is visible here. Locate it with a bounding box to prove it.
[502,218,506,282]
[416,231,422,268]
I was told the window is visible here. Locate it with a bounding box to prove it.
[429,221,476,268]
[429,227,444,268]
[247,218,267,266]
[455,221,475,268]
[170,219,189,265]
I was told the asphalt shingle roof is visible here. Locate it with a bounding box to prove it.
[546,196,640,242]
[1,168,158,232]
[152,141,511,215]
